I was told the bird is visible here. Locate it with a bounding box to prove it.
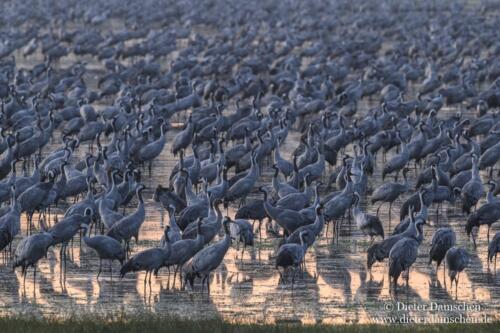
[163,218,205,285]
[184,217,233,293]
[367,206,424,271]
[466,201,500,248]
[17,171,56,232]
[445,247,470,294]
[224,151,259,207]
[13,228,53,286]
[285,204,324,247]
[160,205,182,246]
[260,186,308,236]
[428,228,456,276]
[352,192,384,242]
[371,167,410,217]
[82,223,125,279]
[488,232,500,272]
[382,131,409,181]
[275,230,308,285]
[172,114,194,156]
[460,154,484,214]
[388,234,422,287]
[2,0,500,316]
[49,208,92,272]
[120,230,172,285]
[479,140,500,171]
[230,217,254,256]
[107,184,146,252]
[0,185,22,255]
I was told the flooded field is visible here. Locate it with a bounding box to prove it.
[0,1,499,326]
[0,83,498,325]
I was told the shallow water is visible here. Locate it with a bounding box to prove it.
[0,109,498,324]
[1,11,499,327]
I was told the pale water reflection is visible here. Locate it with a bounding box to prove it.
[0,20,499,327]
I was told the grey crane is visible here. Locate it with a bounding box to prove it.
[271,163,299,198]
[298,182,321,224]
[134,122,167,174]
[235,198,267,238]
[466,202,500,248]
[451,136,479,175]
[285,204,324,247]
[275,230,308,284]
[393,189,429,235]
[225,127,252,169]
[49,208,92,273]
[17,171,55,232]
[486,181,500,204]
[479,140,500,171]
[82,223,125,279]
[13,229,53,286]
[276,176,315,211]
[298,145,325,182]
[98,196,123,230]
[372,167,410,217]
[399,167,438,221]
[460,154,484,214]
[388,221,424,287]
[0,185,22,254]
[323,172,355,240]
[487,232,500,272]
[445,247,470,294]
[382,132,409,181]
[164,218,205,286]
[172,114,194,156]
[260,186,308,236]
[184,218,233,293]
[417,152,451,189]
[0,136,15,180]
[428,228,456,278]
[120,230,172,285]
[230,217,254,256]
[107,184,146,253]
[64,177,98,219]
[160,205,182,246]
[367,206,424,271]
[450,170,472,191]
[352,193,384,242]
[224,151,259,207]
[273,142,293,178]
[182,198,223,243]
[206,164,228,202]
[154,184,186,213]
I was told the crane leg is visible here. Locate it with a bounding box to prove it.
[376,203,383,217]
[173,266,178,287]
[97,259,102,279]
[207,274,211,295]
[23,266,27,288]
[388,202,392,224]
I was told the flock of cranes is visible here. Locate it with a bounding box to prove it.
[0,0,499,304]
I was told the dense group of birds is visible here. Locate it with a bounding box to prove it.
[0,0,499,298]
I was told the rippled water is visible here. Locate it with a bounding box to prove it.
[1,24,499,326]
